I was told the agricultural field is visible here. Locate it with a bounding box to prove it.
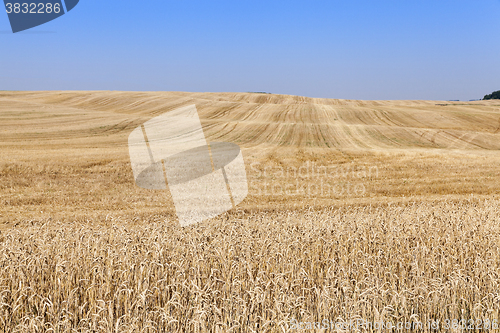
[1,91,500,332]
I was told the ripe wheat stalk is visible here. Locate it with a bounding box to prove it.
[1,199,499,332]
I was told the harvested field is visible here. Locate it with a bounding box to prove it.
[0,91,499,332]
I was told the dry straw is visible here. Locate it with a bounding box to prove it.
[1,199,499,332]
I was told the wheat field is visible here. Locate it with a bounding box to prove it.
[1,91,500,332]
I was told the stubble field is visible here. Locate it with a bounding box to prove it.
[0,91,500,332]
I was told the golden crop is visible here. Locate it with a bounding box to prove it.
[1,200,500,332]
[1,91,499,332]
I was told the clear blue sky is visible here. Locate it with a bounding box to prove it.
[1,0,499,100]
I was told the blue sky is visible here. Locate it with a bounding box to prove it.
[1,0,499,100]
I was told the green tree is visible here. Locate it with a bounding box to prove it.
[483,90,500,100]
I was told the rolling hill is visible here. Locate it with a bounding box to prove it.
[0,91,499,225]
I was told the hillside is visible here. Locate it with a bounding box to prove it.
[1,91,500,225]
[1,91,500,331]
[1,91,500,150]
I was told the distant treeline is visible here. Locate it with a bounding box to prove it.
[483,90,500,100]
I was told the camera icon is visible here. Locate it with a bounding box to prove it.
[128,105,248,227]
